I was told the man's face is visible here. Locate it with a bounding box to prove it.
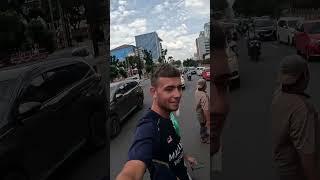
[150,77,182,112]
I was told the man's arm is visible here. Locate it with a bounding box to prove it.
[117,119,155,180]
[290,105,319,180]
[116,160,146,180]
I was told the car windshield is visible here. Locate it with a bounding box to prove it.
[255,20,274,27]
[0,79,17,123]
[307,22,320,34]
[288,20,298,28]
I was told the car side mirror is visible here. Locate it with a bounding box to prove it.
[18,102,41,115]
[115,93,123,99]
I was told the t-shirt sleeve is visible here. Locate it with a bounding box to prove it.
[128,119,156,167]
[289,104,316,154]
[200,93,209,111]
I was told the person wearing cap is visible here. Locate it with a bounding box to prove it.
[195,78,210,143]
[271,55,320,180]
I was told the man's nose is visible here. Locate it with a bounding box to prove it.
[173,88,182,98]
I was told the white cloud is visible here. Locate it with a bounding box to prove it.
[110,18,147,50]
[118,0,128,6]
[184,0,209,16]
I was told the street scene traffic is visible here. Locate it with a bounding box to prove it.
[213,0,320,179]
[110,0,211,179]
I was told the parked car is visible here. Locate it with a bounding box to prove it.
[0,57,107,180]
[110,80,144,137]
[202,68,210,81]
[277,17,303,45]
[196,67,205,76]
[295,20,320,61]
[253,18,277,40]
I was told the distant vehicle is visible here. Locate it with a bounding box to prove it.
[188,67,197,75]
[295,20,320,61]
[277,17,304,45]
[253,18,277,40]
[201,68,210,81]
[0,58,107,180]
[110,80,144,137]
[196,67,206,76]
[180,74,185,88]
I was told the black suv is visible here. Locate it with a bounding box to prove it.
[110,80,143,137]
[0,58,107,180]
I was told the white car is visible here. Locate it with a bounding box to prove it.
[226,44,240,88]
[196,67,205,76]
[277,17,304,45]
[180,74,185,88]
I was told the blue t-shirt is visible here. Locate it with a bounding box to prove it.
[128,110,189,180]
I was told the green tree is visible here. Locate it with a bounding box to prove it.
[172,60,181,67]
[160,48,167,63]
[110,65,119,81]
[144,49,153,73]
[119,67,127,78]
[183,58,198,67]
[0,11,26,60]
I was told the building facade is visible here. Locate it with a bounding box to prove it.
[111,45,144,62]
[196,31,210,61]
[204,22,210,39]
[135,32,162,62]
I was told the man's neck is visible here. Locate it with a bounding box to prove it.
[151,103,170,119]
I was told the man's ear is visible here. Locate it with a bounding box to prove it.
[150,86,156,98]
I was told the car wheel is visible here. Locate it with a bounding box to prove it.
[3,170,29,180]
[136,96,144,110]
[110,115,121,138]
[87,111,107,150]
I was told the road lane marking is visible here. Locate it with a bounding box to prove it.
[269,44,279,49]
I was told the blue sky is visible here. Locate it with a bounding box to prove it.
[110,0,210,60]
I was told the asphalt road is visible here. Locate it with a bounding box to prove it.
[214,38,320,180]
[110,76,210,180]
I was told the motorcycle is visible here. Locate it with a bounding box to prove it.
[187,73,192,81]
[247,27,262,61]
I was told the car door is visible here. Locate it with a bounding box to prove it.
[114,83,131,121]
[15,72,61,178]
[41,62,96,161]
[126,81,139,111]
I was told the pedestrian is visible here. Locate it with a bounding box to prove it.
[116,63,197,180]
[271,55,320,180]
[138,69,142,80]
[195,79,210,144]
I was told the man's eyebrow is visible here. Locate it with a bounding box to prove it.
[163,84,182,88]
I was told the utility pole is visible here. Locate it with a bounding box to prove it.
[57,0,67,48]
[48,0,55,31]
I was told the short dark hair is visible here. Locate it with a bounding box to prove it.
[151,63,181,86]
